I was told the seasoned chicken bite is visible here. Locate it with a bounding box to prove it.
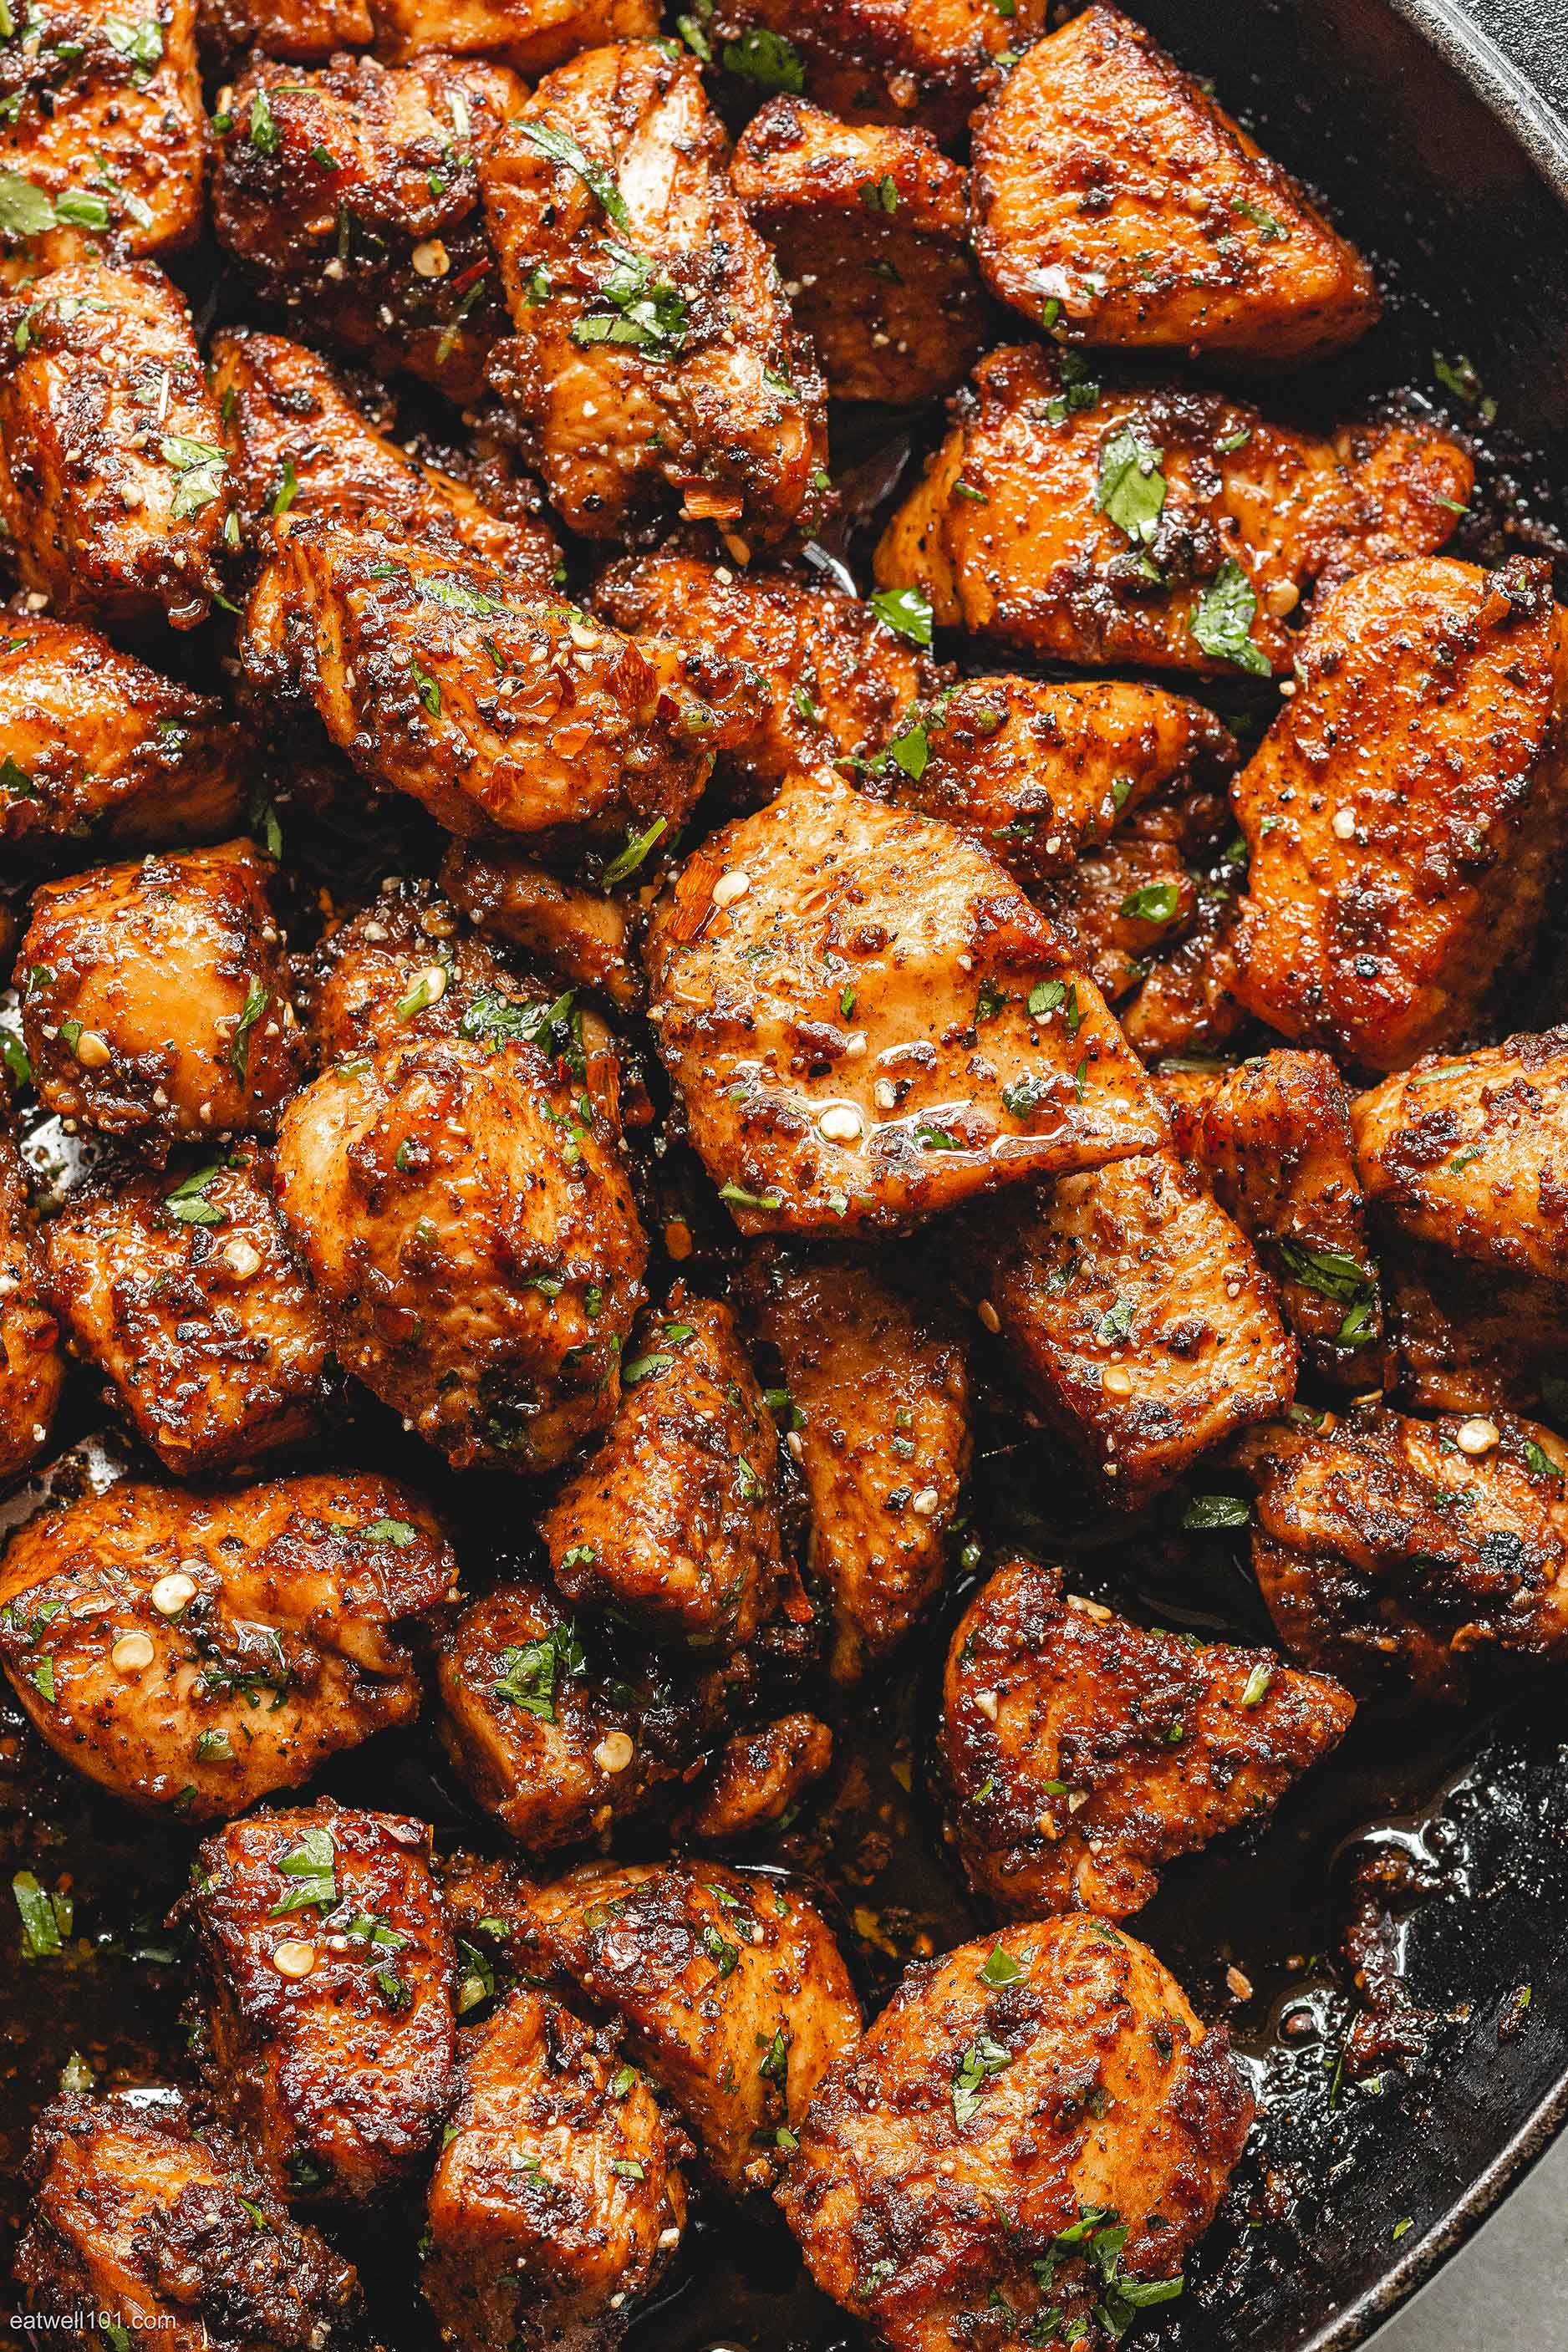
[0,263,231,629]
[197,0,372,59]
[688,1710,833,1840]
[1387,1245,1568,1423]
[189,1797,455,2201]
[701,0,1055,143]
[442,841,644,1009]
[480,42,827,548]
[379,0,658,71]
[1243,1402,1568,1698]
[0,1472,456,1815]
[595,547,942,795]
[1160,1050,1381,1379]
[252,524,729,848]
[435,1570,733,1850]
[1049,827,1199,1009]
[776,1916,1253,2352]
[741,1245,970,1682]
[874,674,1235,895]
[19,841,305,1145]
[1117,885,1248,1063]
[958,1149,1297,1507]
[939,1557,1354,1921]
[875,344,1471,676]
[43,1148,330,1475]
[0,617,242,850]
[211,328,561,590]
[0,1128,64,1488]
[1233,558,1568,1072]
[212,52,521,402]
[15,2094,363,2351]
[643,772,1166,1233]
[424,1983,687,2352]
[971,3,1379,364]
[731,98,988,406]
[527,1857,861,2192]
[540,1288,794,1652]
[1352,1027,1568,1278]
[0,0,205,280]
[275,1021,646,1472]
[308,877,560,1062]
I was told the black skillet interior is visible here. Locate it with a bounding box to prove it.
[7,1,1568,2347]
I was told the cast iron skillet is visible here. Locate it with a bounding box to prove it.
[5,3,1568,2349]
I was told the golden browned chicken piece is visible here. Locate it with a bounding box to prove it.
[43,1149,331,1475]
[776,1916,1253,2352]
[435,1570,733,1850]
[960,1148,1297,1506]
[1160,1050,1381,1380]
[19,840,305,1145]
[700,0,1056,143]
[0,1129,64,1488]
[211,51,521,403]
[480,42,827,549]
[189,1798,455,2201]
[1242,1402,1568,1698]
[14,2094,364,2351]
[540,1288,794,1652]
[871,673,1235,894]
[741,1245,969,1681]
[211,328,562,590]
[1387,1245,1568,1423]
[306,876,561,1061]
[423,1984,688,2352]
[731,98,988,405]
[1233,557,1568,1072]
[0,0,206,281]
[1052,827,1199,1010]
[687,1710,833,1840]
[198,0,372,59]
[595,545,943,795]
[971,3,1379,364]
[1109,861,1248,1061]
[0,616,242,850]
[0,1471,456,1815]
[527,1856,861,2193]
[875,344,1471,676]
[380,0,657,69]
[441,841,644,1009]
[644,772,1166,1234]
[276,1016,647,1471]
[251,523,731,847]
[1352,1028,1568,1279]
[0,263,232,629]
[939,1557,1355,1922]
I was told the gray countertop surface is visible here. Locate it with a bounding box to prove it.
[1370,2126,1568,2349]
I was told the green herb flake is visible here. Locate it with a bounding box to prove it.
[517,115,630,231]
[1094,424,1166,547]
[869,585,934,647]
[1181,1494,1251,1530]
[230,978,268,1084]
[13,1870,71,1958]
[492,1621,587,1723]
[1119,881,1182,924]
[721,26,804,92]
[980,1942,1025,1988]
[1189,557,1270,675]
[267,1825,338,1917]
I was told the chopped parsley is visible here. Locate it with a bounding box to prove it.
[516,116,630,232]
[1094,425,1165,547]
[492,1621,587,1722]
[1189,557,1270,676]
[267,1825,337,1917]
[869,585,934,647]
[951,2034,1011,2125]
